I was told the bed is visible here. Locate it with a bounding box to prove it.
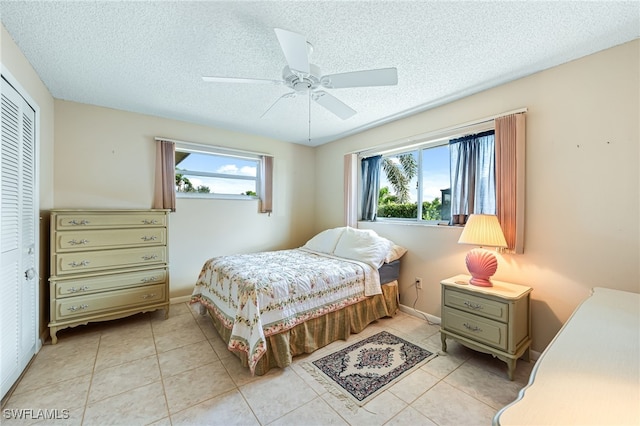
[190,226,406,375]
[493,287,640,425]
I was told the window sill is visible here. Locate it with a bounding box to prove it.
[359,219,463,228]
[177,193,258,201]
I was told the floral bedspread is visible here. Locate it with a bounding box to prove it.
[190,248,380,373]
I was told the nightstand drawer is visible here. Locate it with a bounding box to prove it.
[54,283,166,320]
[442,306,507,351]
[444,289,509,322]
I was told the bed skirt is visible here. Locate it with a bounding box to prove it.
[202,280,399,375]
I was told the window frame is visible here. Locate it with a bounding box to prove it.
[376,139,450,225]
[362,121,495,226]
[174,142,262,201]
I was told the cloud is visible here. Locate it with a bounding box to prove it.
[217,164,256,176]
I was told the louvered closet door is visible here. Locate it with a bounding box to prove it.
[1,76,38,399]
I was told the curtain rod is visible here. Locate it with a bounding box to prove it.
[154,137,271,157]
[356,107,528,157]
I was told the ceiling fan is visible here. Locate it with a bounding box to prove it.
[202,28,398,120]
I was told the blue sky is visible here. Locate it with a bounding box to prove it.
[381,144,450,203]
[177,152,257,194]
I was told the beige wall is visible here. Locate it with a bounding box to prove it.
[315,40,640,353]
[1,24,55,335]
[54,100,316,298]
[4,17,639,355]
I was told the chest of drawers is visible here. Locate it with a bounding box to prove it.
[440,274,532,380]
[49,209,170,343]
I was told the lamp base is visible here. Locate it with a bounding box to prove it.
[465,248,498,287]
[468,276,494,287]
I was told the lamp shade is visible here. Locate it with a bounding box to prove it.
[458,214,508,248]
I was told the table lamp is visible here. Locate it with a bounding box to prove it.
[458,214,508,287]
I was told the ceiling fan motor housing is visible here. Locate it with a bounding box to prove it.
[283,65,322,92]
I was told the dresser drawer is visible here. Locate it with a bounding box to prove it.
[55,228,166,252]
[54,268,167,298]
[444,288,509,322]
[54,283,166,320]
[53,246,167,276]
[442,306,508,351]
[54,211,167,230]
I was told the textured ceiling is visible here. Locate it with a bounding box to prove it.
[1,1,638,146]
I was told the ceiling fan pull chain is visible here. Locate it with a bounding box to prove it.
[308,90,312,144]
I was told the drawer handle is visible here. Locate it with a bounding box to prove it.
[141,276,158,283]
[141,254,158,261]
[141,293,156,299]
[68,260,90,268]
[68,239,90,245]
[68,219,90,226]
[67,285,90,293]
[463,323,482,332]
[141,236,158,241]
[67,304,89,312]
[464,301,483,310]
[142,219,159,225]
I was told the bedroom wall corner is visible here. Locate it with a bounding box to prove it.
[53,100,317,299]
[313,39,640,354]
[2,23,56,337]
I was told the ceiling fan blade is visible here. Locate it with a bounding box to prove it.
[312,90,356,120]
[202,76,282,85]
[260,92,297,118]
[321,67,398,89]
[274,28,310,75]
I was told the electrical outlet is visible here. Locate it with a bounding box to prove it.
[415,277,422,290]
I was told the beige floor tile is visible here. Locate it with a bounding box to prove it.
[170,389,259,426]
[419,335,474,380]
[158,340,218,378]
[207,334,234,361]
[88,355,160,403]
[13,350,96,395]
[94,335,156,371]
[388,368,440,404]
[219,354,261,387]
[83,381,168,425]
[5,375,91,412]
[152,314,207,353]
[168,302,192,317]
[163,362,236,414]
[385,406,438,426]
[387,312,441,342]
[444,354,533,409]
[411,381,497,426]
[268,396,348,426]
[239,367,317,425]
[321,388,408,426]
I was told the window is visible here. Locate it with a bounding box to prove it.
[174,144,260,199]
[373,128,496,224]
[377,143,450,223]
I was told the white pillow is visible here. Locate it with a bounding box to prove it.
[333,227,394,268]
[303,227,346,254]
[385,244,408,263]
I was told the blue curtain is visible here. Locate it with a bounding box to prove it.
[449,130,495,224]
[361,155,381,221]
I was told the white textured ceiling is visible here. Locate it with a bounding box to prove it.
[1,1,638,146]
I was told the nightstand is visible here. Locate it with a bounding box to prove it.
[440,274,532,380]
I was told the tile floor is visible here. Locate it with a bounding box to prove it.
[2,303,534,425]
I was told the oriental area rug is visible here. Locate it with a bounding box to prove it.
[303,331,437,407]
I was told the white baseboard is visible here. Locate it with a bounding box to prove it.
[398,303,441,325]
[170,295,192,305]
